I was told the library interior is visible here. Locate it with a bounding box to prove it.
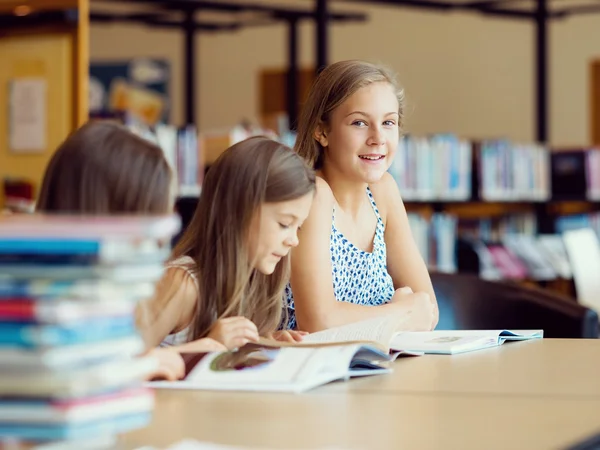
[2,1,600,449]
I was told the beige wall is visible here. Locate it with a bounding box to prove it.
[90,4,600,147]
[551,13,600,147]
[0,33,73,208]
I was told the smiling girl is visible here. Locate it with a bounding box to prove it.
[285,60,438,332]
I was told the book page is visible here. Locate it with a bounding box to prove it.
[390,329,543,353]
[390,331,498,354]
[150,345,357,393]
[301,314,407,351]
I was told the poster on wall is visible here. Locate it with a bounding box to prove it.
[8,77,47,154]
[89,58,170,126]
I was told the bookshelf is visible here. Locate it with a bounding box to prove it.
[166,129,600,299]
[391,135,600,298]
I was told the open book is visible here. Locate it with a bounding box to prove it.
[147,315,542,393]
[147,336,414,394]
[147,313,429,393]
[389,329,543,354]
[296,315,542,355]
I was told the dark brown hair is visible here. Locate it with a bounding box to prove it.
[37,120,172,214]
[172,136,316,340]
[295,60,405,169]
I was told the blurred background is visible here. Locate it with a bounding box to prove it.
[3,0,600,307]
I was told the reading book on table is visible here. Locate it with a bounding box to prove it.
[290,316,543,356]
[389,329,543,355]
[147,314,421,393]
[147,341,397,394]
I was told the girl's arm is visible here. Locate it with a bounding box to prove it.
[289,177,432,332]
[135,267,198,349]
[372,172,439,330]
[136,267,259,351]
[144,347,186,381]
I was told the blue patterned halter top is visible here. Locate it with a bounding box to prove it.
[283,187,395,330]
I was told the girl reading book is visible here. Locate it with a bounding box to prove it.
[285,60,438,332]
[140,136,316,351]
[37,120,224,381]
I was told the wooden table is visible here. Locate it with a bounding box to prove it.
[328,338,600,398]
[121,339,600,450]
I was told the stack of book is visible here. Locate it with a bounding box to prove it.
[0,214,180,448]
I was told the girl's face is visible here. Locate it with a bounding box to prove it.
[247,192,314,275]
[316,81,400,184]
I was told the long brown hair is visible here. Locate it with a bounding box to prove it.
[37,120,172,214]
[172,136,316,340]
[295,60,405,169]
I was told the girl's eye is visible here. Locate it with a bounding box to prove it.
[383,120,396,126]
[352,120,367,127]
[279,223,290,229]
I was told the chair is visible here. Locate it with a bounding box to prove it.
[431,272,599,338]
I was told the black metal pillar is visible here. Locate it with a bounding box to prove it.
[316,0,328,74]
[184,10,196,126]
[287,18,299,131]
[535,0,548,143]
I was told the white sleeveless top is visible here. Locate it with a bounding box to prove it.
[159,256,196,347]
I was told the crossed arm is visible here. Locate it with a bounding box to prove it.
[289,175,438,332]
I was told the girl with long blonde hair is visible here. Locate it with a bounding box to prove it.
[286,60,438,332]
[141,136,316,350]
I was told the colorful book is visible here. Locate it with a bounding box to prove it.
[0,238,170,266]
[0,263,165,283]
[0,336,145,370]
[0,356,157,398]
[0,279,156,302]
[0,214,180,240]
[148,315,424,393]
[0,316,137,347]
[0,388,154,424]
[0,299,134,325]
[0,411,152,441]
[148,343,396,394]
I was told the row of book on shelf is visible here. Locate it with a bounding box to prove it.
[389,135,600,202]
[122,119,599,284]
[133,120,600,203]
[410,212,577,282]
[127,118,280,198]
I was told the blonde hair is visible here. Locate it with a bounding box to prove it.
[172,136,316,340]
[295,60,405,169]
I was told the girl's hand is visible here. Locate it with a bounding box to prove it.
[176,337,227,353]
[391,287,435,331]
[207,317,260,349]
[145,348,185,381]
[265,330,309,343]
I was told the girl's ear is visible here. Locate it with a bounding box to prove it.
[313,123,328,148]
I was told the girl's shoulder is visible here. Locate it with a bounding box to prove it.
[368,172,403,222]
[314,175,335,201]
[166,255,197,279]
[135,256,199,348]
[306,175,336,214]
